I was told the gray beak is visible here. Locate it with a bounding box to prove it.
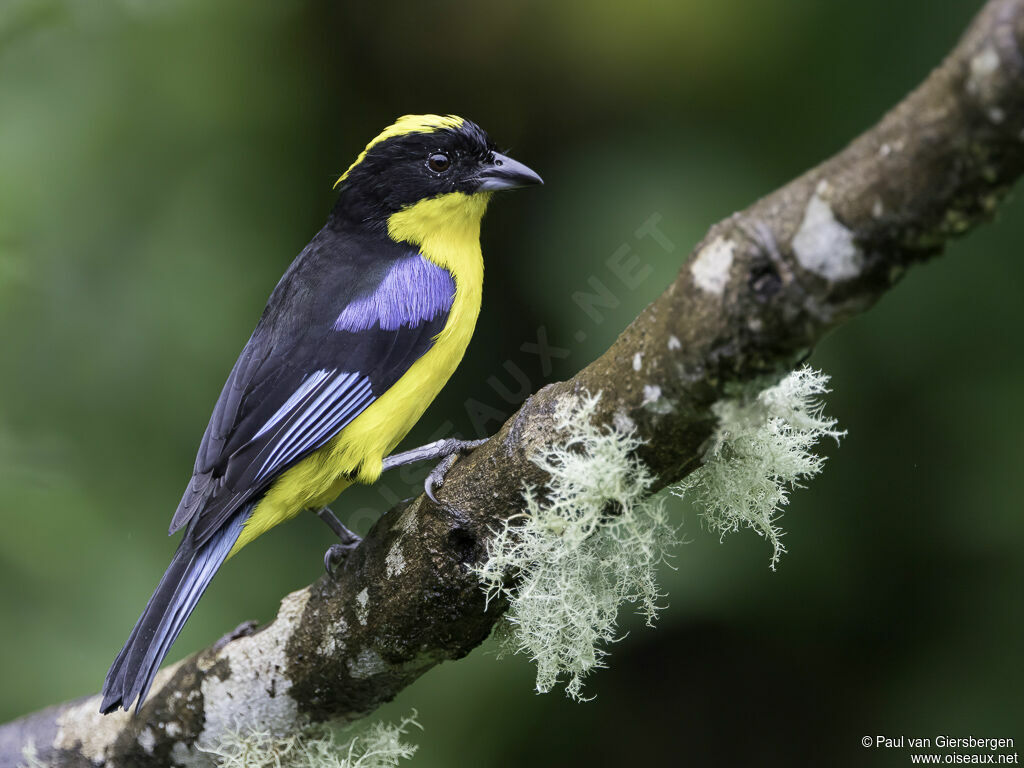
[477,152,543,191]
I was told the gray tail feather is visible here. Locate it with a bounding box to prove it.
[99,507,250,714]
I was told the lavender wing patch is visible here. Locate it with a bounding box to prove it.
[334,255,455,332]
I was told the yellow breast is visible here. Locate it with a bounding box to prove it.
[230,191,490,554]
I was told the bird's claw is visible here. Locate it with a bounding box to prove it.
[313,506,362,577]
[423,438,487,503]
[324,541,360,578]
[424,453,460,503]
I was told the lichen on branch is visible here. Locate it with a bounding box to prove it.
[193,712,421,768]
[473,392,676,700]
[676,367,844,569]
[475,369,842,699]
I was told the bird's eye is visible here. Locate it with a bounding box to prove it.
[427,153,450,173]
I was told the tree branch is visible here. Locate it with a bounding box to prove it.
[5,1,1024,765]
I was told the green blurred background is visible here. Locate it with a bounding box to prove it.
[2,0,1022,765]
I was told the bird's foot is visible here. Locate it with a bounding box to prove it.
[424,453,460,504]
[324,541,360,577]
[311,506,362,577]
[382,437,488,503]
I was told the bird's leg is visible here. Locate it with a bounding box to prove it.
[381,437,489,503]
[381,437,489,471]
[314,506,360,543]
[311,506,361,577]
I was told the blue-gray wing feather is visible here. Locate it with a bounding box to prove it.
[169,232,455,546]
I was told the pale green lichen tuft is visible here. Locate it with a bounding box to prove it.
[473,392,676,700]
[197,712,421,768]
[475,368,840,699]
[676,366,844,569]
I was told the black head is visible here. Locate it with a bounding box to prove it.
[331,114,542,226]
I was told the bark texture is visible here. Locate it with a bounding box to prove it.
[4,1,1024,765]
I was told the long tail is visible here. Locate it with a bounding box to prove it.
[100,507,250,714]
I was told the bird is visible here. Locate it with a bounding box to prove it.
[99,114,542,714]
